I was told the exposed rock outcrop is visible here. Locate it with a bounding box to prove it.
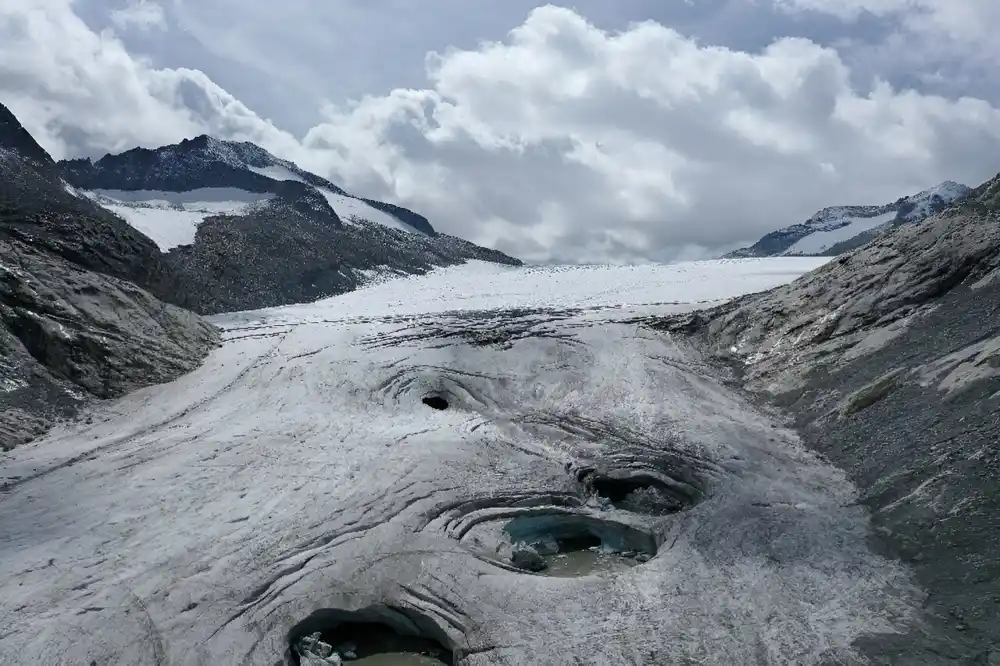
[0,113,177,301]
[0,242,218,449]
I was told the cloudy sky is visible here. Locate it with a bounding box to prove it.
[2,1,1000,262]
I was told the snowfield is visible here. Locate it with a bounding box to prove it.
[89,188,274,250]
[318,188,427,234]
[0,258,924,665]
[782,209,897,256]
[248,164,308,184]
[245,160,425,234]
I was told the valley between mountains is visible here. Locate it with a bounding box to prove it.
[1,99,999,665]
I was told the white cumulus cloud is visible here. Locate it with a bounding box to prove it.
[1,2,999,263]
[771,0,1000,96]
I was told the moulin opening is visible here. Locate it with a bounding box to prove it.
[288,606,454,666]
[422,395,449,410]
[503,513,657,577]
[583,470,702,515]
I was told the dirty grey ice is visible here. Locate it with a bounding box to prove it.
[0,262,922,665]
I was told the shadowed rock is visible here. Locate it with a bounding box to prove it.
[288,606,454,666]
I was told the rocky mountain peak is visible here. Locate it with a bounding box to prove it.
[57,134,355,200]
[173,134,280,170]
[0,102,54,167]
[56,135,447,239]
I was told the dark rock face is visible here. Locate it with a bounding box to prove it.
[0,103,219,449]
[0,104,53,166]
[0,116,176,300]
[60,134,345,197]
[645,174,1000,664]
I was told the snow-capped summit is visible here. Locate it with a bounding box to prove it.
[58,136,519,314]
[65,135,344,194]
[60,135,435,236]
[897,181,970,221]
[725,181,972,258]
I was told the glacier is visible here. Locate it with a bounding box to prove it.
[0,258,927,665]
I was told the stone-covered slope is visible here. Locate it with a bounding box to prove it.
[0,102,218,450]
[0,242,218,449]
[644,173,1000,664]
[0,115,177,299]
[695,177,1000,395]
[167,201,522,314]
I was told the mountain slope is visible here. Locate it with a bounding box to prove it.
[726,181,971,258]
[645,172,1000,663]
[0,110,179,297]
[165,196,522,315]
[59,137,521,314]
[0,102,218,450]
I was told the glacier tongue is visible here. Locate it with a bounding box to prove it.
[0,260,922,665]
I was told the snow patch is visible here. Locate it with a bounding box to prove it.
[100,206,213,250]
[351,265,407,288]
[317,188,425,235]
[247,164,307,184]
[1,376,27,393]
[782,210,897,256]
[87,188,273,250]
[62,181,83,198]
